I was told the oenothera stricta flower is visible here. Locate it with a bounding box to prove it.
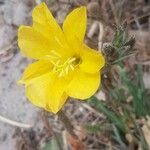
[18,3,105,113]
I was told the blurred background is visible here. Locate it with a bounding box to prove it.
[0,0,150,150]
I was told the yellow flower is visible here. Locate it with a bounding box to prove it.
[18,3,105,113]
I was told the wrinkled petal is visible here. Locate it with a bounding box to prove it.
[66,69,100,99]
[18,26,56,59]
[63,6,87,48]
[25,73,69,114]
[25,73,55,108]
[32,2,62,35]
[45,77,69,113]
[32,2,71,57]
[18,3,71,59]
[19,60,52,84]
[79,44,105,73]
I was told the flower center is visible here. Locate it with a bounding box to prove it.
[45,51,81,77]
[53,56,80,77]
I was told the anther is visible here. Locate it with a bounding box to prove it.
[51,56,81,77]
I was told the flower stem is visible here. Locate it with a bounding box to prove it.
[58,110,77,138]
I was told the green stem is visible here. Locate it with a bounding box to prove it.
[42,110,63,150]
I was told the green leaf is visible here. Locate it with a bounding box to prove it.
[112,26,128,48]
[118,66,149,117]
[42,135,63,150]
[110,87,125,102]
[88,96,126,132]
[134,121,149,150]
[136,64,145,91]
[112,125,127,149]
[85,124,102,134]
[43,139,60,150]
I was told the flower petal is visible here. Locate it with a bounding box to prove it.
[18,26,56,59]
[63,7,87,45]
[32,3,61,32]
[45,77,69,113]
[25,73,69,114]
[32,3,65,43]
[32,2,71,56]
[18,3,71,59]
[79,44,105,73]
[66,69,100,99]
[19,60,52,84]
[25,73,55,108]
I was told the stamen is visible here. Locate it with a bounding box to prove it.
[68,57,76,63]
[50,60,56,65]
[65,65,69,74]
[59,70,64,77]
[55,60,61,66]
[50,56,80,77]
[70,64,75,70]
